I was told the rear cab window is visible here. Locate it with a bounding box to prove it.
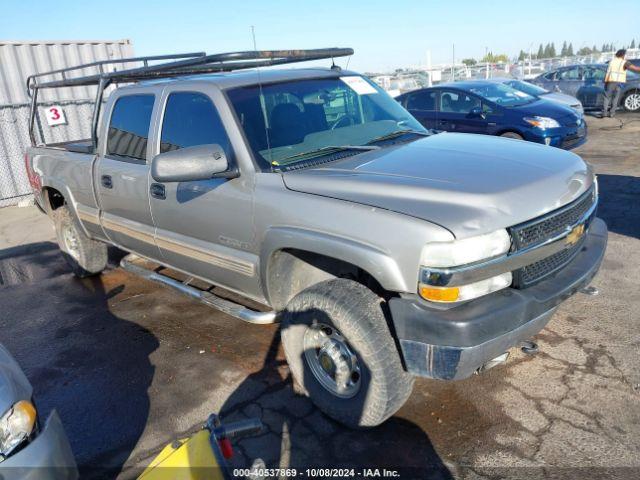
[106,94,155,162]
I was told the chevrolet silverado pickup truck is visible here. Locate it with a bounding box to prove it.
[24,49,608,428]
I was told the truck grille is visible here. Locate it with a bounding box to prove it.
[516,238,585,287]
[510,185,596,287]
[511,186,596,250]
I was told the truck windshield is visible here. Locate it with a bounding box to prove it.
[468,83,536,107]
[227,76,426,168]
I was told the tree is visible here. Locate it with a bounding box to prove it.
[601,43,607,52]
[561,41,568,57]
[481,52,508,63]
[518,50,526,61]
[537,44,544,58]
[577,46,592,56]
[567,43,574,56]
[549,42,557,58]
[631,39,636,49]
[461,58,477,66]
[592,45,599,53]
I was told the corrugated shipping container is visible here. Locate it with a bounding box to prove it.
[0,39,135,207]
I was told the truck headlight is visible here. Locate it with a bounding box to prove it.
[419,229,512,303]
[524,116,560,129]
[420,229,511,268]
[419,272,512,303]
[0,400,37,460]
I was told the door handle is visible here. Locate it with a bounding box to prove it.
[150,183,166,200]
[101,175,113,189]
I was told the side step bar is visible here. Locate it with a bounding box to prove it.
[120,255,277,325]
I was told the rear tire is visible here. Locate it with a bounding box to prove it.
[623,91,640,112]
[499,131,524,140]
[281,278,414,428]
[52,206,107,277]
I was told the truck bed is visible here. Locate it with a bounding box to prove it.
[44,139,94,154]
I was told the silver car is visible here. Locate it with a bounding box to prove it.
[0,344,77,479]
[489,77,584,114]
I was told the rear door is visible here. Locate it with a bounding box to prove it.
[94,90,162,260]
[149,86,261,300]
[401,89,438,129]
[437,89,488,134]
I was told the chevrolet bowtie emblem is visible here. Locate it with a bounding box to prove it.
[565,223,585,246]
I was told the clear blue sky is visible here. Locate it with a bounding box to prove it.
[1,0,638,72]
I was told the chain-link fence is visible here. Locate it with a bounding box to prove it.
[0,99,96,207]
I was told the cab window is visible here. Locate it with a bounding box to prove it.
[107,95,155,162]
[160,92,231,156]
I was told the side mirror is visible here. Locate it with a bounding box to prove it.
[469,106,486,119]
[151,144,238,183]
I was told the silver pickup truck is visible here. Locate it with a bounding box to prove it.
[24,49,607,428]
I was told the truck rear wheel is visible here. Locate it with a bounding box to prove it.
[52,206,107,278]
[281,278,414,428]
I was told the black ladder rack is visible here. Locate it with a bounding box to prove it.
[26,47,353,147]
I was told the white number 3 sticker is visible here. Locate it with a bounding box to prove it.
[45,106,67,126]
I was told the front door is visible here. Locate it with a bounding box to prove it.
[149,88,261,300]
[556,66,584,97]
[95,92,162,260]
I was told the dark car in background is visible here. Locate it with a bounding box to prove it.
[396,81,587,149]
[530,64,640,113]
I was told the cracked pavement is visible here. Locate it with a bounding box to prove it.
[0,113,638,479]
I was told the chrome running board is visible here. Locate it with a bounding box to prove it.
[120,254,277,324]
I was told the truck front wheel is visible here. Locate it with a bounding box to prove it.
[281,278,414,428]
[52,206,107,277]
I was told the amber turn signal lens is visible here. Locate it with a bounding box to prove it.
[419,285,460,302]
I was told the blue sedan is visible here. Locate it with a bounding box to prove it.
[396,81,587,149]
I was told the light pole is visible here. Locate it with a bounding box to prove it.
[485,46,489,79]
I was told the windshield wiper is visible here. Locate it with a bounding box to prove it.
[272,145,379,167]
[365,129,430,145]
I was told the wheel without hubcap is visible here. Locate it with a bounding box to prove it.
[303,322,361,398]
[62,224,81,261]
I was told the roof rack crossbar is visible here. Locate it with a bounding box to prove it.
[28,48,353,90]
[26,52,207,94]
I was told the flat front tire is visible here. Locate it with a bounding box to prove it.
[281,278,414,428]
[52,206,107,277]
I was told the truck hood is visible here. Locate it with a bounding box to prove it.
[282,132,593,238]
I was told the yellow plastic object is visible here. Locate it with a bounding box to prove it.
[138,430,224,480]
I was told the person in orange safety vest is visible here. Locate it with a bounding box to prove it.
[601,49,640,118]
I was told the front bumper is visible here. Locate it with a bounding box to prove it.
[525,121,587,150]
[0,410,78,480]
[389,217,608,380]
